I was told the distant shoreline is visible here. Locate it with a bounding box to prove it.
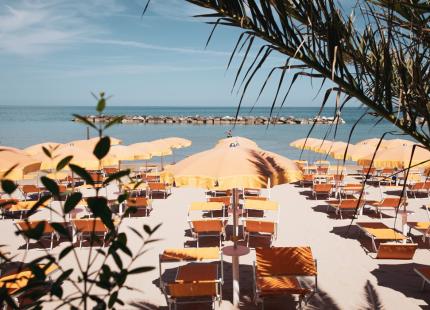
[73,114,346,125]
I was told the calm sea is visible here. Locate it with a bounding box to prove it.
[0,106,413,163]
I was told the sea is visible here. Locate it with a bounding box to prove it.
[0,106,413,164]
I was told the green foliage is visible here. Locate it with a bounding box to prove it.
[0,92,160,309]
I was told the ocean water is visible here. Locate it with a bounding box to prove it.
[0,106,413,163]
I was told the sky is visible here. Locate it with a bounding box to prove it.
[0,0,354,107]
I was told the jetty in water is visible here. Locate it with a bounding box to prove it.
[73,115,345,125]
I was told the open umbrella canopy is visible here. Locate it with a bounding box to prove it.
[24,142,62,155]
[313,141,348,154]
[357,145,430,168]
[34,144,117,170]
[216,136,259,149]
[108,145,137,161]
[165,144,302,190]
[161,137,192,149]
[289,138,323,151]
[0,147,41,180]
[67,137,122,150]
[129,142,171,159]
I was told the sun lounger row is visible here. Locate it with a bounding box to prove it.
[159,246,317,310]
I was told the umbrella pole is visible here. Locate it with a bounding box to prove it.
[232,188,239,307]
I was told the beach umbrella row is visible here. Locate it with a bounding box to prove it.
[290,137,430,169]
[0,137,192,180]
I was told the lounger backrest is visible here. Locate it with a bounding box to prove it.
[245,220,275,233]
[0,199,18,210]
[256,247,317,277]
[313,184,332,192]
[207,196,230,206]
[103,167,118,175]
[160,247,220,262]
[167,282,217,298]
[303,174,314,182]
[146,175,160,183]
[317,167,328,174]
[89,172,103,183]
[245,196,267,201]
[22,185,39,194]
[362,167,376,175]
[339,199,363,209]
[333,174,344,182]
[16,220,54,234]
[376,243,417,259]
[381,197,405,207]
[191,220,223,232]
[148,182,166,191]
[127,197,149,207]
[72,219,107,233]
[382,168,395,175]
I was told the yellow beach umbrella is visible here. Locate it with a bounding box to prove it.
[24,142,62,156]
[357,145,430,168]
[165,144,302,189]
[67,136,122,150]
[381,139,415,148]
[290,138,323,151]
[216,136,259,149]
[161,137,192,149]
[109,145,137,161]
[35,145,117,170]
[314,141,348,154]
[0,147,41,180]
[129,142,171,159]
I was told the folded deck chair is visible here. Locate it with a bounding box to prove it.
[0,263,59,306]
[125,197,152,217]
[312,184,333,200]
[71,218,109,248]
[326,199,365,219]
[254,247,317,309]
[159,247,223,310]
[148,182,171,199]
[415,266,430,290]
[243,220,277,247]
[189,220,226,247]
[356,222,413,253]
[15,220,58,251]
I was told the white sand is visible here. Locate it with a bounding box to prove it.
[2,178,430,309]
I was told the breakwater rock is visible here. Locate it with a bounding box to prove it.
[73,115,345,125]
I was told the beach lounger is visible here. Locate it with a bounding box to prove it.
[15,220,58,251]
[71,218,109,248]
[188,202,224,219]
[415,266,430,290]
[125,197,152,217]
[243,220,277,247]
[20,185,40,201]
[408,182,430,198]
[8,200,50,219]
[243,200,279,218]
[254,247,317,309]
[189,219,226,247]
[368,197,406,218]
[145,174,161,183]
[159,247,223,309]
[243,188,261,197]
[300,174,314,187]
[148,182,171,199]
[0,199,18,219]
[326,199,365,219]
[356,222,413,253]
[312,183,333,200]
[0,263,59,307]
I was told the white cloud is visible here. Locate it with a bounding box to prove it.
[89,38,231,57]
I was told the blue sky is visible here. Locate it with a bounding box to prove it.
[0,0,351,107]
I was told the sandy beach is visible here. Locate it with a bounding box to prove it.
[2,172,430,309]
